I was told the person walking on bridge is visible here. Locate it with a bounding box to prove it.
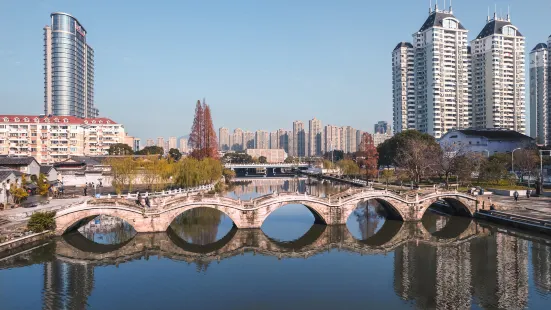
[513,191,519,202]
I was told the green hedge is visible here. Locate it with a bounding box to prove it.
[27,211,56,233]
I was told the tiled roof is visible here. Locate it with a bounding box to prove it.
[0,156,37,166]
[0,170,15,181]
[476,20,523,39]
[419,11,466,32]
[40,165,55,174]
[393,42,413,51]
[457,129,533,141]
[532,43,548,52]
[0,115,118,125]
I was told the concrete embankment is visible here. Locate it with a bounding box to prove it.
[475,210,551,236]
[0,231,54,260]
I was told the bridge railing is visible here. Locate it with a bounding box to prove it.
[94,184,215,200]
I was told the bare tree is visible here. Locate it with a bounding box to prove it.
[437,143,472,189]
[395,139,438,184]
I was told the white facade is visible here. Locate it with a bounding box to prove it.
[324,125,342,153]
[392,43,416,133]
[292,121,306,157]
[246,149,287,163]
[471,15,526,134]
[0,115,126,164]
[373,133,393,147]
[413,6,470,138]
[439,129,534,155]
[255,130,269,149]
[530,42,550,145]
[219,127,230,151]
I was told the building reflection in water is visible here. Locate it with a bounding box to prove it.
[2,178,548,309]
[43,260,94,310]
[229,177,350,198]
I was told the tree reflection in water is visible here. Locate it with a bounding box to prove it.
[169,208,226,246]
[351,200,387,240]
[78,215,136,245]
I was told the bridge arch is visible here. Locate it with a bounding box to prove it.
[255,201,330,227]
[55,207,144,235]
[340,195,407,224]
[419,195,477,219]
[160,204,246,231]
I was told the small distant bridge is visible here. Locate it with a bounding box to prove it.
[54,187,483,236]
[224,163,309,170]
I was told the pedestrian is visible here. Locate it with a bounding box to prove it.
[513,190,519,202]
[136,192,141,206]
[526,190,531,199]
[145,196,150,208]
[84,187,87,196]
[490,203,495,211]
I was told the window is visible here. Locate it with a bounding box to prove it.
[443,19,458,29]
[503,26,516,36]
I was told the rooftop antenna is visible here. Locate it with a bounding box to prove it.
[444,0,446,12]
[507,5,510,21]
[449,0,453,13]
[494,3,497,20]
[435,0,438,12]
[429,0,432,14]
[487,6,490,22]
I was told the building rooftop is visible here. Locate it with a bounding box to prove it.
[40,165,55,175]
[393,42,413,51]
[454,129,533,141]
[0,115,118,125]
[0,156,37,166]
[0,170,15,181]
[532,43,548,52]
[419,11,466,32]
[476,19,523,39]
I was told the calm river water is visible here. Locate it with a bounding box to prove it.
[1,177,551,309]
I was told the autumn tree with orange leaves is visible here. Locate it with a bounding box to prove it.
[356,132,379,180]
[189,99,219,159]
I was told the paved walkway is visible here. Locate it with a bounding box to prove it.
[1,197,88,222]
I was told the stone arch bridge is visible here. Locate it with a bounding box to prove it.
[54,188,482,235]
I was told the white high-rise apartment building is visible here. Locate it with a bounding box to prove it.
[218,127,230,151]
[324,125,342,153]
[342,126,357,153]
[156,137,164,148]
[232,128,244,151]
[471,14,526,133]
[168,137,177,150]
[179,138,188,153]
[308,118,323,156]
[530,41,550,145]
[255,130,269,149]
[293,121,306,157]
[0,115,125,164]
[412,5,470,138]
[392,42,416,133]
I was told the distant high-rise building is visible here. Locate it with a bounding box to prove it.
[392,42,416,133]
[255,130,269,149]
[356,129,364,151]
[324,125,342,153]
[269,131,278,149]
[308,118,323,156]
[374,121,391,135]
[472,13,526,133]
[343,126,357,153]
[232,128,244,151]
[530,41,550,145]
[412,5,470,138]
[168,137,177,150]
[243,131,255,149]
[157,137,164,148]
[146,139,155,147]
[373,133,392,147]
[293,121,306,157]
[44,12,97,118]
[179,137,188,153]
[219,127,230,151]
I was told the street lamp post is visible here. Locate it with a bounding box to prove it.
[511,148,522,174]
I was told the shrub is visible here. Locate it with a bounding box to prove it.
[27,211,56,233]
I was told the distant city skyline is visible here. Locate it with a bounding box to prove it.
[0,1,549,141]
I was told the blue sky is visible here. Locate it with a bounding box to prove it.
[0,0,549,141]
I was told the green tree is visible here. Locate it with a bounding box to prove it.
[37,173,50,196]
[136,146,164,155]
[258,156,267,164]
[222,168,236,183]
[377,130,437,168]
[107,156,139,194]
[381,169,395,186]
[108,143,134,155]
[337,159,360,177]
[168,148,182,161]
[27,211,56,232]
[10,183,28,204]
[284,156,296,163]
[480,157,507,185]
[222,152,254,164]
